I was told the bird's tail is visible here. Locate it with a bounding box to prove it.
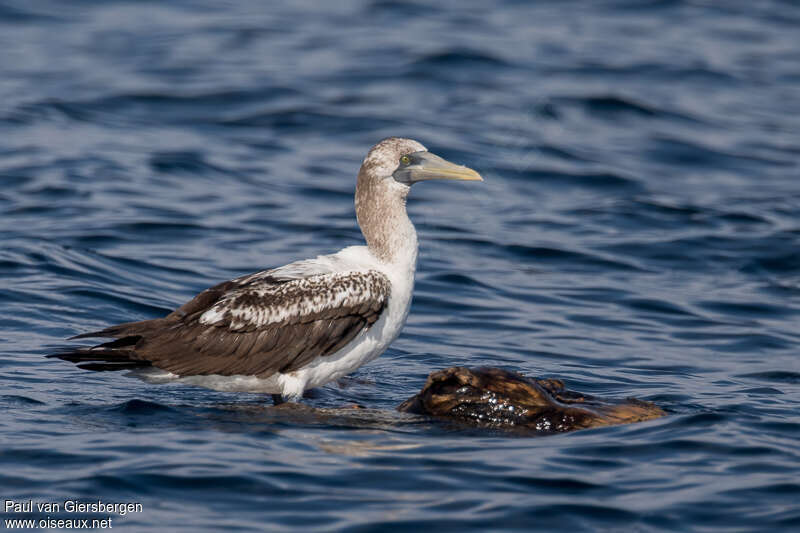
[47,336,151,372]
[68,318,165,340]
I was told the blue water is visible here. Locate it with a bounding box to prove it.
[2,0,799,531]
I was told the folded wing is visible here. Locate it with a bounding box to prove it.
[50,267,391,377]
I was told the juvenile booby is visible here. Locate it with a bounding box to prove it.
[49,138,482,402]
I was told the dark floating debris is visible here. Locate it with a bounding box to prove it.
[398,367,664,433]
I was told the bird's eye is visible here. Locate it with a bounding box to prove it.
[400,155,411,165]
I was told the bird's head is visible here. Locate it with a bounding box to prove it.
[355,137,482,263]
[360,137,483,189]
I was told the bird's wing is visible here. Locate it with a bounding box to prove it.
[167,255,344,321]
[129,268,390,377]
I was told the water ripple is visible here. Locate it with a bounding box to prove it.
[1,0,799,531]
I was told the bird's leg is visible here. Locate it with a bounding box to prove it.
[271,394,285,405]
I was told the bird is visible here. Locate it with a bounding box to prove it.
[48,137,483,403]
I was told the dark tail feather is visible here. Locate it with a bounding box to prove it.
[47,335,151,372]
[75,362,150,371]
[69,318,167,340]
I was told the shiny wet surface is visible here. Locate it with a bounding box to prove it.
[397,367,665,432]
[1,1,799,531]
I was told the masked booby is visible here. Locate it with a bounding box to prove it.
[48,137,483,402]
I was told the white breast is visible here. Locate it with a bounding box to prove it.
[277,244,417,398]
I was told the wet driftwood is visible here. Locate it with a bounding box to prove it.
[398,367,664,433]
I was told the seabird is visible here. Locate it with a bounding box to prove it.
[49,137,482,403]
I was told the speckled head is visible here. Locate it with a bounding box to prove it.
[361,137,483,187]
[355,137,482,263]
[361,137,428,181]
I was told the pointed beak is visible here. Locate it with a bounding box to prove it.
[393,151,483,185]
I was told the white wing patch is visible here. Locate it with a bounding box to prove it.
[232,247,371,284]
[199,270,391,331]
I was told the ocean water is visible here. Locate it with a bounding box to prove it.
[1,0,799,531]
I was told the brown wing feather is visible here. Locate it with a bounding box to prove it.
[52,270,391,378]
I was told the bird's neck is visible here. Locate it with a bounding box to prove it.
[355,170,418,269]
